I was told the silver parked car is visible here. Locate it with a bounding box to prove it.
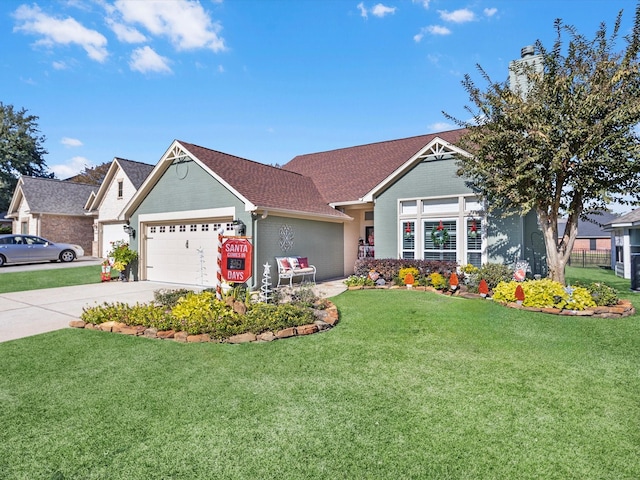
[0,234,85,267]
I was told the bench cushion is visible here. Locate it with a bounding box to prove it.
[298,257,309,268]
[277,257,291,270]
[288,257,300,269]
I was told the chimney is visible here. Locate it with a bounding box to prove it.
[520,45,535,58]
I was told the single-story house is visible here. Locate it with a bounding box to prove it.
[84,158,154,257]
[120,130,542,288]
[5,176,96,254]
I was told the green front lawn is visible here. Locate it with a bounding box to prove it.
[0,265,106,293]
[1,268,638,479]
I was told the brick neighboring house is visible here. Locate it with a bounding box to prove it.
[5,176,96,254]
[558,211,618,252]
[84,158,154,257]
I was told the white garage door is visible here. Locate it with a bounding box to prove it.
[145,221,234,286]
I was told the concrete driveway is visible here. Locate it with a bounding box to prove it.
[0,280,191,343]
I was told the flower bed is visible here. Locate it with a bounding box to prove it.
[346,283,636,318]
[69,301,339,343]
[69,286,340,343]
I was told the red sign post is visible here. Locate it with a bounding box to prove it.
[221,237,253,283]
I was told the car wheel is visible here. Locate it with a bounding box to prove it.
[0,255,5,267]
[60,250,76,263]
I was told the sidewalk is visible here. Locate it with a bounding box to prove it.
[0,278,347,344]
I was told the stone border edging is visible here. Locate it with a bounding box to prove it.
[347,284,636,318]
[68,302,340,343]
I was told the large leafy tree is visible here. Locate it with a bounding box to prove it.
[446,5,640,285]
[67,161,111,185]
[0,103,53,212]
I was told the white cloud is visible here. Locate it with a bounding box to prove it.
[371,4,396,17]
[113,0,226,52]
[61,137,83,147]
[106,18,147,43]
[414,24,451,42]
[484,7,497,17]
[12,4,108,62]
[358,2,396,19]
[427,25,451,36]
[412,0,430,8]
[438,8,475,23]
[429,122,455,132]
[52,60,67,70]
[357,2,368,18]
[129,46,172,73]
[51,156,93,178]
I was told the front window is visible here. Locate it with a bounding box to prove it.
[466,218,482,267]
[423,219,456,261]
[401,221,415,259]
[117,180,123,198]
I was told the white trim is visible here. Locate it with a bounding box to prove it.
[138,207,236,224]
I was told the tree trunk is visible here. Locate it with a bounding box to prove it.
[537,208,579,285]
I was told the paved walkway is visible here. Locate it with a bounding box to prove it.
[0,278,346,344]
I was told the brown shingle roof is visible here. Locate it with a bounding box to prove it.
[179,141,348,219]
[283,128,467,203]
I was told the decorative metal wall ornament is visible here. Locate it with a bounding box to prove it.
[279,224,295,252]
[431,220,449,248]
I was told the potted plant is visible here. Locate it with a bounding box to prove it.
[107,240,138,282]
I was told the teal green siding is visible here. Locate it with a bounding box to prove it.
[375,158,470,258]
[486,213,523,264]
[254,216,344,287]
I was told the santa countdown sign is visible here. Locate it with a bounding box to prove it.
[221,237,253,282]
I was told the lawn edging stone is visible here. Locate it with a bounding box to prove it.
[68,301,340,343]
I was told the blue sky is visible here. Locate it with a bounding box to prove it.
[1,0,636,180]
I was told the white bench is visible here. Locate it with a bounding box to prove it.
[275,256,316,287]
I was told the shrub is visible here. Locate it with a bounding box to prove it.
[171,291,240,336]
[575,282,619,306]
[478,263,513,290]
[154,289,193,308]
[354,258,459,283]
[492,279,596,310]
[398,267,419,286]
[428,272,447,290]
[344,275,374,287]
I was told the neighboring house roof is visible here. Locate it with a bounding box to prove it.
[603,208,640,229]
[283,128,468,204]
[85,158,154,213]
[122,140,350,221]
[118,158,155,189]
[0,212,11,224]
[7,176,96,217]
[558,211,619,238]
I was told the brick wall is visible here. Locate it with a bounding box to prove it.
[572,238,611,251]
[40,214,94,255]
